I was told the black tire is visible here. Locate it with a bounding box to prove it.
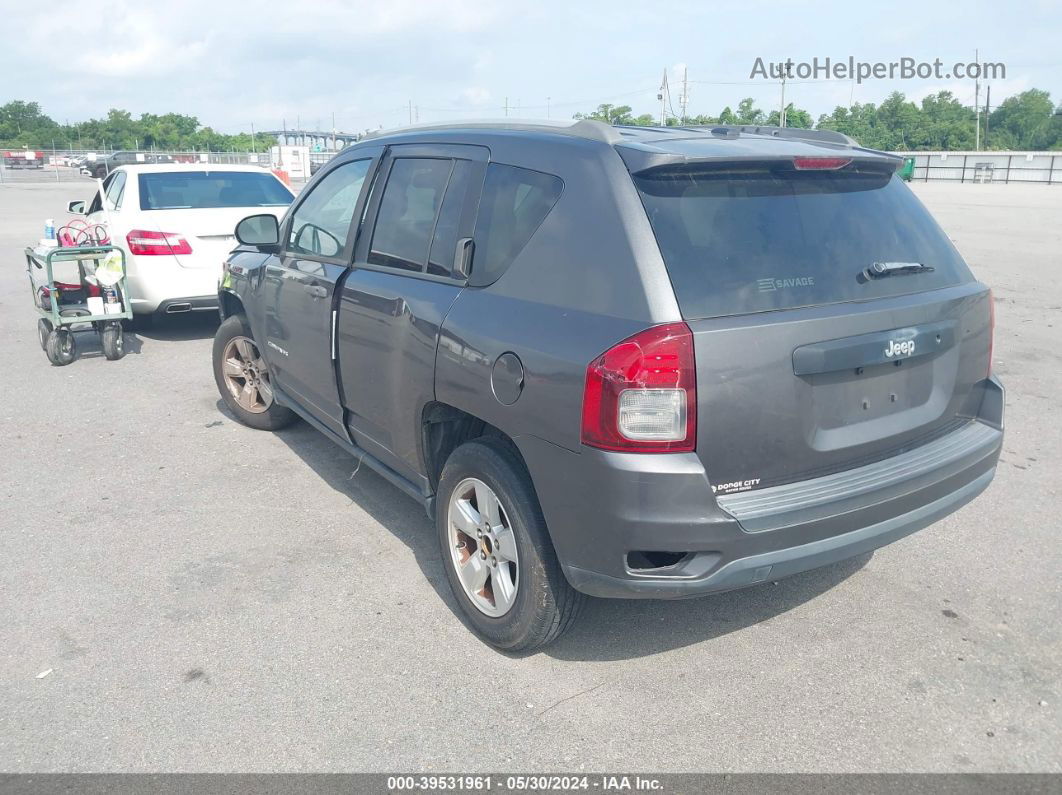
[212,313,296,431]
[437,438,585,651]
[45,328,76,366]
[101,322,125,360]
[37,318,53,350]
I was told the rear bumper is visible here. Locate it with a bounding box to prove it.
[517,376,1004,600]
[153,296,218,316]
[564,467,994,598]
[125,253,221,315]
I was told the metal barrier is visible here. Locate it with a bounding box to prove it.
[896,151,1062,184]
[0,149,275,185]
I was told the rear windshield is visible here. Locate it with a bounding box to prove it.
[139,171,293,211]
[633,166,972,319]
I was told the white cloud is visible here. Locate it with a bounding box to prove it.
[460,86,492,105]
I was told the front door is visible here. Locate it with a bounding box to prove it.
[261,149,382,437]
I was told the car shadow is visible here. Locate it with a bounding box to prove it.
[64,324,145,358]
[261,414,870,661]
[133,313,219,341]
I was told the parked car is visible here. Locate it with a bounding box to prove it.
[3,149,44,169]
[81,151,175,179]
[212,120,1003,650]
[67,164,294,319]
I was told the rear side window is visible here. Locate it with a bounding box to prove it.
[140,171,293,211]
[369,158,453,272]
[427,161,473,277]
[471,163,562,286]
[633,167,972,319]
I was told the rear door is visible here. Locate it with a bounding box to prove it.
[337,144,486,480]
[260,148,383,436]
[632,160,992,493]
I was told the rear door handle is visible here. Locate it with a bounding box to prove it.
[305,284,328,299]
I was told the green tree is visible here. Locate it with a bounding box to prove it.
[735,98,765,125]
[988,89,1058,149]
[573,103,637,125]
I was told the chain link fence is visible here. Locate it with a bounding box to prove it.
[0,148,306,185]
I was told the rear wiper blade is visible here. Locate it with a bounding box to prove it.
[864,261,935,279]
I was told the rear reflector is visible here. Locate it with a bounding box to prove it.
[126,229,192,256]
[792,156,852,170]
[987,289,995,377]
[581,322,696,452]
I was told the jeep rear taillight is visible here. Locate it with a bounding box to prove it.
[126,229,192,256]
[581,322,696,453]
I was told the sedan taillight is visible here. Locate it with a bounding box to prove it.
[126,229,192,256]
[581,322,697,453]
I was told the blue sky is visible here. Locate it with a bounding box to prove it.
[5,0,1061,134]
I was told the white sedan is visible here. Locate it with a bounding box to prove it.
[66,164,294,320]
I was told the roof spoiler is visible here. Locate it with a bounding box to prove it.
[679,125,858,146]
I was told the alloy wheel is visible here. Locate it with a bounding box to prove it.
[447,477,520,617]
[221,336,274,414]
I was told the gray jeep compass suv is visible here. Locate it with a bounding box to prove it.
[213,120,1003,650]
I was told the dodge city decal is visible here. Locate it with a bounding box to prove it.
[711,478,762,495]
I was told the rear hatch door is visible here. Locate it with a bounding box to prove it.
[135,169,293,268]
[631,155,992,493]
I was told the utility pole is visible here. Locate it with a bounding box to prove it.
[679,66,689,124]
[779,59,793,127]
[658,69,669,126]
[251,122,256,153]
[546,97,551,119]
[974,49,981,150]
[408,101,413,125]
[504,97,509,117]
[985,85,991,149]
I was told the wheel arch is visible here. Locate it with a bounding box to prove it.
[219,289,244,320]
[421,402,530,494]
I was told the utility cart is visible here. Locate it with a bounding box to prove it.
[25,244,131,366]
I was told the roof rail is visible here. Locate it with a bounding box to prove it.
[361,118,623,144]
[681,124,857,147]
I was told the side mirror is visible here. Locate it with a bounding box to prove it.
[67,200,86,215]
[453,237,475,279]
[235,213,280,251]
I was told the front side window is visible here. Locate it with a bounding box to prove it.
[105,171,126,210]
[88,172,114,214]
[369,158,454,272]
[287,159,372,258]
